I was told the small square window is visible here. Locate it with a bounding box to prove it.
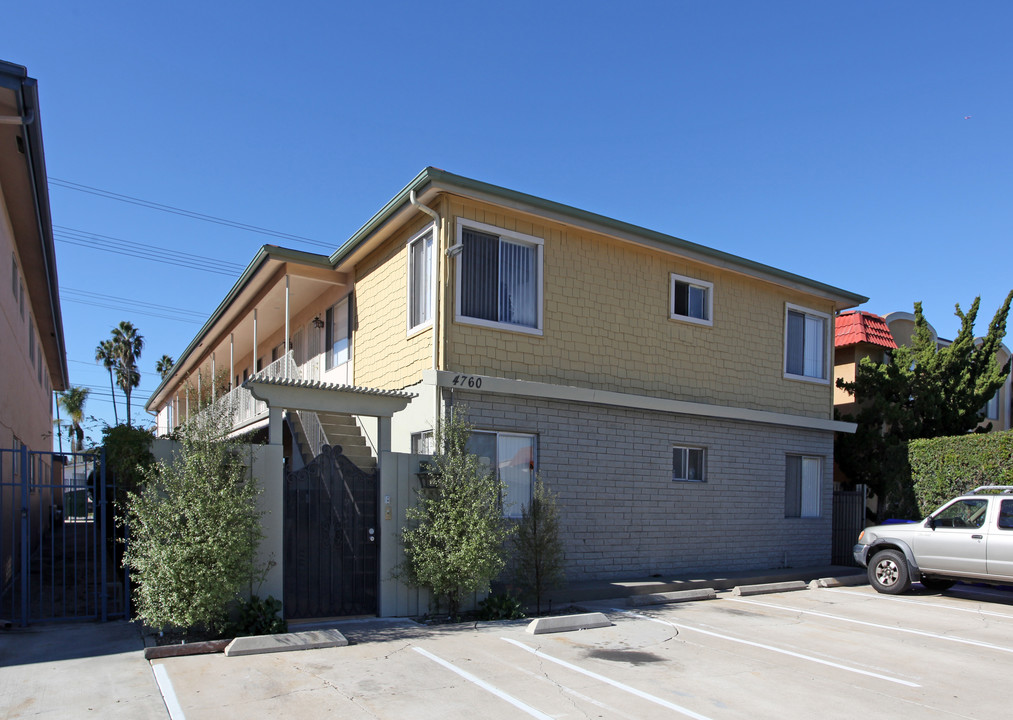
[673,446,706,482]
[411,431,434,455]
[670,274,713,326]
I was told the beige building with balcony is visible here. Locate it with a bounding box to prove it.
[147,168,865,618]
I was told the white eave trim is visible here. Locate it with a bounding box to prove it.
[426,370,857,434]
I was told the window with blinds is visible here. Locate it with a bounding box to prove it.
[456,220,543,334]
[785,454,822,518]
[785,306,828,380]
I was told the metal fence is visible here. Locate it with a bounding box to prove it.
[832,488,866,566]
[0,447,129,626]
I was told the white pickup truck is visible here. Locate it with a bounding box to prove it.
[853,486,1013,594]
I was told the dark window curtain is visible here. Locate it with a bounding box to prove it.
[786,310,805,375]
[461,229,499,321]
[673,281,689,316]
[785,455,802,518]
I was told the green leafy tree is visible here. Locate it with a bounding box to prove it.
[57,386,90,451]
[122,403,265,635]
[512,477,565,614]
[837,292,1013,519]
[95,339,119,425]
[109,321,144,426]
[156,354,175,381]
[399,410,513,618]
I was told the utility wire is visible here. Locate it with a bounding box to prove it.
[48,177,334,250]
[61,287,207,324]
[54,225,245,276]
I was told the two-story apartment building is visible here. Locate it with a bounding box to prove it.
[147,168,865,616]
[1,61,69,597]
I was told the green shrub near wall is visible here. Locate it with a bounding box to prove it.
[909,430,1013,517]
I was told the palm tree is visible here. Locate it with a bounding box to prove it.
[156,354,175,380]
[110,321,144,426]
[57,386,90,452]
[95,339,119,425]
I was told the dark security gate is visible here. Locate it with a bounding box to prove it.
[0,447,129,625]
[832,488,866,566]
[284,444,378,619]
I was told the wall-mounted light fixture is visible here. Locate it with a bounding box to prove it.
[312,316,325,329]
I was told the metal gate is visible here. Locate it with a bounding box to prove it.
[0,447,129,626]
[284,444,378,619]
[832,488,866,566]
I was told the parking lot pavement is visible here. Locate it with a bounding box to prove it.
[0,621,167,719]
[149,584,1013,719]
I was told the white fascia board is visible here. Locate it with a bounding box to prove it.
[424,369,857,434]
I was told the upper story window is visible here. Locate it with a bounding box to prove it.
[983,390,1000,420]
[325,296,350,370]
[670,273,713,326]
[785,304,830,381]
[11,253,17,299]
[408,227,434,333]
[28,316,35,363]
[456,219,543,335]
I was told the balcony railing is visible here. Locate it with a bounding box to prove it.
[185,353,331,460]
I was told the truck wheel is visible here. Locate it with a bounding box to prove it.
[868,549,911,594]
[920,577,954,591]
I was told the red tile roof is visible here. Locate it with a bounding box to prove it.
[836,311,897,349]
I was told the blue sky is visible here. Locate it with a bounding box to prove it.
[8,1,1013,443]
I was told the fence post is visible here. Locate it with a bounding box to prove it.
[99,448,108,622]
[19,444,29,626]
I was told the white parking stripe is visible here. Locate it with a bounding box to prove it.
[729,597,1013,654]
[615,609,920,687]
[151,663,186,720]
[826,587,1013,619]
[412,647,554,720]
[502,637,714,720]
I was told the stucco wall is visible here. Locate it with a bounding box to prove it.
[456,390,834,581]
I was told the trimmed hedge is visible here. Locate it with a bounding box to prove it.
[909,430,1013,517]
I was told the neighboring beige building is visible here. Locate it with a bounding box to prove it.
[1,61,69,596]
[147,168,866,618]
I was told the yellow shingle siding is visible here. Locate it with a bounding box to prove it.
[443,198,836,419]
[354,217,435,389]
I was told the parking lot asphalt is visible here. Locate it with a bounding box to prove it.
[7,569,1013,719]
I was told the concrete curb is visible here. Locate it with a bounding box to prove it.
[526,612,611,635]
[730,580,808,597]
[627,588,716,607]
[810,574,869,589]
[224,628,349,657]
[144,639,231,660]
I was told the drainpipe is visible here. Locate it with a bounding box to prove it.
[410,189,441,427]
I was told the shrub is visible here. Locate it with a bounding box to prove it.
[910,430,1013,517]
[399,409,513,618]
[122,404,265,635]
[512,478,565,614]
[228,595,287,637]
[477,592,525,621]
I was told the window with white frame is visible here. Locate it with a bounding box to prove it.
[456,220,543,334]
[325,297,350,370]
[670,274,713,325]
[28,316,35,364]
[785,454,822,518]
[785,305,829,380]
[672,446,706,482]
[467,430,537,518]
[411,431,434,455]
[408,228,434,332]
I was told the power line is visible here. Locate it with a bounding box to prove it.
[54,225,245,276]
[48,177,334,250]
[61,287,207,324]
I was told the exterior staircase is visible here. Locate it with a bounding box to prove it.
[289,411,376,472]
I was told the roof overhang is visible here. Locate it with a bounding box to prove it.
[0,61,68,390]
